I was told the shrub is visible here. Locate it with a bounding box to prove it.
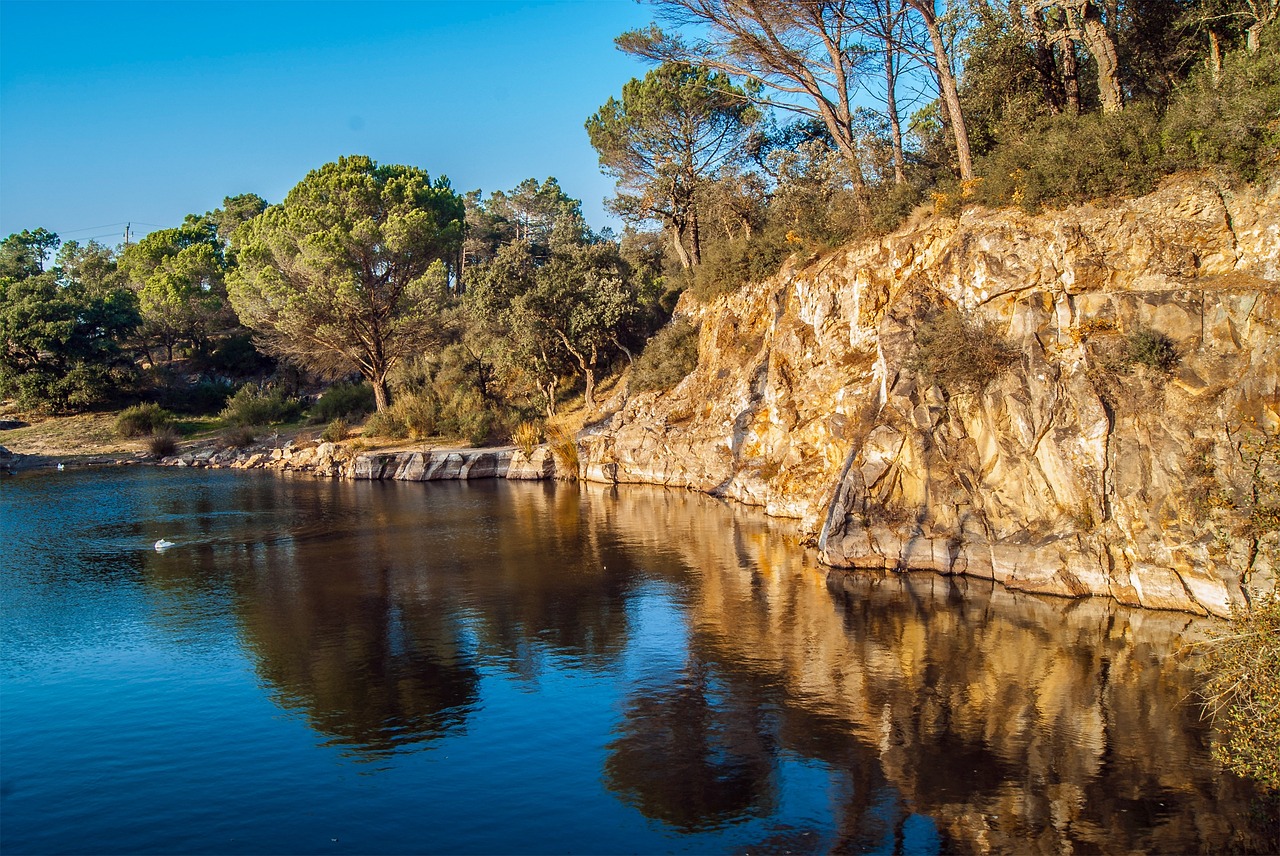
[1125,328,1179,374]
[1198,592,1280,792]
[312,382,375,424]
[147,428,180,459]
[973,106,1164,212]
[219,385,303,427]
[546,424,579,480]
[224,425,256,449]
[512,420,543,456]
[631,319,701,393]
[910,308,1019,394]
[115,403,176,438]
[690,233,791,301]
[321,418,350,443]
[364,409,408,440]
[1162,46,1280,182]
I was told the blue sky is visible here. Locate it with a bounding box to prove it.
[0,0,654,245]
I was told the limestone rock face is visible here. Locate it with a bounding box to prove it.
[581,174,1280,615]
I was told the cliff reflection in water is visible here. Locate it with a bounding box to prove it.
[137,476,1274,851]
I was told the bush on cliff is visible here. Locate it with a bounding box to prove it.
[909,308,1019,394]
[631,319,700,393]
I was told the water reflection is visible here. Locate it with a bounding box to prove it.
[4,469,1276,854]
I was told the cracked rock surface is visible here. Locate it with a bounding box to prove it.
[581,174,1279,615]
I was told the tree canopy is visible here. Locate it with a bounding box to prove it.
[228,155,465,410]
[587,63,757,270]
[0,231,140,411]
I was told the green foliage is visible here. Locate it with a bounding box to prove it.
[1161,46,1280,181]
[228,155,464,408]
[119,225,233,362]
[147,428,180,459]
[587,62,757,270]
[910,308,1020,394]
[115,403,176,438]
[631,319,700,392]
[0,255,141,412]
[972,106,1164,211]
[1199,592,1280,792]
[218,384,302,427]
[689,231,791,301]
[201,332,273,376]
[1125,327,1179,373]
[312,382,375,423]
[321,418,351,443]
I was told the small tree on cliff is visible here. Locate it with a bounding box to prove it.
[228,156,464,410]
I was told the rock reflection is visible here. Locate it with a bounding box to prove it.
[584,481,1276,852]
[119,473,1277,849]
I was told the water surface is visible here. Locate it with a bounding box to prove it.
[1,467,1275,854]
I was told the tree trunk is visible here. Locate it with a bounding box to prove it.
[910,0,975,182]
[1208,29,1222,87]
[1025,4,1065,114]
[1074,2,1122,112]
[689,205,702,267]
[1059,36,1081,115]
[370,374,390,411]
[883,44,907,185]
[670,217,694,270]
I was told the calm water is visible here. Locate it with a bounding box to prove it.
[1,467,1275,855]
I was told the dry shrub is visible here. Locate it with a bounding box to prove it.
[224,425,256,449]
[512,421,543,456]
[321,418,350,443]
[546,425,579,480]
[910,308,1019,394]
[1198,592,1280,792]
[148,428,180,458]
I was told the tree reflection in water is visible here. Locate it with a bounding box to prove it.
[121,473,1277,851]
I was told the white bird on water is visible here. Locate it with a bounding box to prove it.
[56,462,64,470]
[154,539,175,551]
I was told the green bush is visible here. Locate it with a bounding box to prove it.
[1125,328,1179,373]
[910,308,1019,394]
[973,106,1164,212]
[115,403,176,438]
[321,418,350,443]
[312,382,375,423]
[690,232,791,301]
[1162,46,1280,182]
[219,385,303,427]
[1199,592,1280,792]
[631,319,701,393]
[363,409,408,440]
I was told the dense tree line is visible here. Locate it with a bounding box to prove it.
[2,0,1275,424]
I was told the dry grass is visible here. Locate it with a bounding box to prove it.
[0,411,139,457]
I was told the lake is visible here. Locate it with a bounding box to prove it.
[1,467,1275,854]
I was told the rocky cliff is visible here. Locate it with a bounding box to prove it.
[581,173,1280,616]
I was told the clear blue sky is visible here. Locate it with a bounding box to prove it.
[0,0,655,245]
